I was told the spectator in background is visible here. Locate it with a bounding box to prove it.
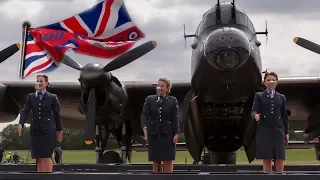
[13,152,19,163]
[0,147,4,163]
[54,147,62,163]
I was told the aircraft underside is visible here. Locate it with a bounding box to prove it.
[185,56,261,164]
[184,92,253,164]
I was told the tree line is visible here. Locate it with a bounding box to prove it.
[0,124,303,150]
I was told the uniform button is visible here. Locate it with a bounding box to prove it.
[160,119,162,121]
[39,103,41,105]
[159,115,161,117]
[160,107,162,109]
[271,111,273,114]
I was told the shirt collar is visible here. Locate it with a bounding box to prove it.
[160,94,167,98]
[266,89,274,94]
[37,89,46,94]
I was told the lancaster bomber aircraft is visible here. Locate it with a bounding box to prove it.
[1,0,320,164]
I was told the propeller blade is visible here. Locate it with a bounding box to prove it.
[0,43,21,63]
[293,37,320,55]
[84,88,97,144]
[103,40,157,72]
[61,54,83,71]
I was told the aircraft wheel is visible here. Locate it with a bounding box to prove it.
[99,151,122,164]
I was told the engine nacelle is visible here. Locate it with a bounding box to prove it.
[0,85,20,123]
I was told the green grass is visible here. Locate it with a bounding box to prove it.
[5,149,320,164]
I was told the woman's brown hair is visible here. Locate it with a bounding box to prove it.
[263,71,278,81]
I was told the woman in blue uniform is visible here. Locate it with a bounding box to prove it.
[251,72,289,173]
[18,74,63,172]
[141,78,180,173]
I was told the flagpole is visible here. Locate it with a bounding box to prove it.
[19,21,31,80]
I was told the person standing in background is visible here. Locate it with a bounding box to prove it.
[251,71,289,173]
[0,147,4,163]
[18,74,63,172]
[141,78,180,173]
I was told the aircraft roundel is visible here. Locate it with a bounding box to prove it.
[128,30,139,40]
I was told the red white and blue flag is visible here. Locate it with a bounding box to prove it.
[21,0,145,78]
[23,33,58,78]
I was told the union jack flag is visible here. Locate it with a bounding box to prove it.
[23,33,58,78]
[21,0,145,78]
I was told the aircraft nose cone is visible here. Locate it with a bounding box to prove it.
[204,27,250,71]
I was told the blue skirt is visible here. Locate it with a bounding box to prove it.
[256,125,286,160]
[30,128,57,159]
[147,131,176,161]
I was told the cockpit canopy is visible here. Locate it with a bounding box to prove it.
[196,3,255,36]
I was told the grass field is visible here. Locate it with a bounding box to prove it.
[4,149,319,164]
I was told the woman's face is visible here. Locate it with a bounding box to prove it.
[36,76,48,90]
[157,80,169,95]
[264,75,278,90]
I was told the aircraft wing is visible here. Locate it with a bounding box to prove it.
[276,76,320,140]
[0,80,191,132]
[0,81,84,129]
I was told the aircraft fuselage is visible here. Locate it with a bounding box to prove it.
[184,2,265,164]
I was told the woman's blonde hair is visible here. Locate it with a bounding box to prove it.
[158,78,171,93]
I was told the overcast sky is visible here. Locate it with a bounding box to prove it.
[1,0,320,130]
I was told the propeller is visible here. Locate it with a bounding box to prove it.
[62,40,157,72]
[293,37,320,55]
[67,40,157,144]
[0,43,21,63]
[84,88,96,144]
[61,54,83,71]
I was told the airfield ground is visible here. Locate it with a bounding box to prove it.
[5,149,320,164]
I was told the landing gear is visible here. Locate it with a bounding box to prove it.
[92,122,134,164]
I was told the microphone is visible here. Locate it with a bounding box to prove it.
[269,80,276,90]
[34,82,40,90]
[156,87,161,103]
[34,82,40,97]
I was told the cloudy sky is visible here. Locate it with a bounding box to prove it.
[0,0,320,130]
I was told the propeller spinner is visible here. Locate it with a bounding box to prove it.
[61,40,157,143]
